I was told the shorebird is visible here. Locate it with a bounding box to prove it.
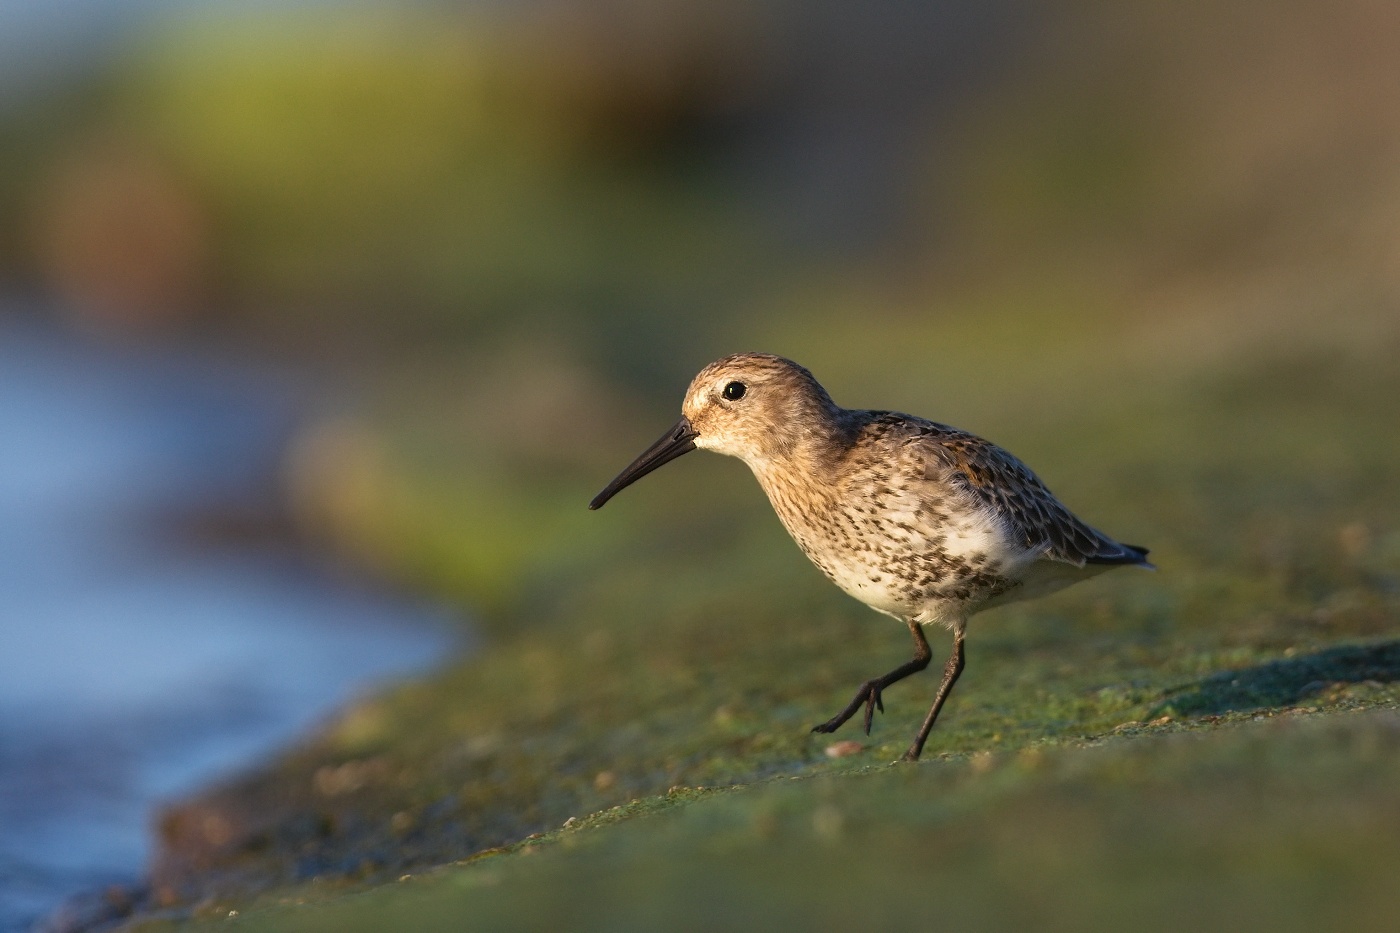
[589,353,1151,761]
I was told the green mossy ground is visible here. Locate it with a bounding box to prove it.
[187,709,1400,932]
[137,290,1400,931]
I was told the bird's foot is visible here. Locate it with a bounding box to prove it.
[810,679,884,735]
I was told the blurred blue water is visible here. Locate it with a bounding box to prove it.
[0,315,456,931]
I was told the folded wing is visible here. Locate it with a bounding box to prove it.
[909,421,1151,569]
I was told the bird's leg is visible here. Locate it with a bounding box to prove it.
[811,620,932,736]
[902,629,965,762]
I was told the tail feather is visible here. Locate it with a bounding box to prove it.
[1085,542,1154,569]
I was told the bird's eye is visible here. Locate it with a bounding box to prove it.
[722,381,747,401]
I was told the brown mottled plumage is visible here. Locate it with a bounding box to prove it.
[590,352,1152,761]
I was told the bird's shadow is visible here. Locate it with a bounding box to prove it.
[1151,639,1400,719]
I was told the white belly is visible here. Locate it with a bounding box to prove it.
[788,499,1028,623]
[821,550,919,618]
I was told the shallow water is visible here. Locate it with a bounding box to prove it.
[0,317,456,931]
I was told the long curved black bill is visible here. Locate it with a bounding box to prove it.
[589,417,699,510]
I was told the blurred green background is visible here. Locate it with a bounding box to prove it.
[3,0,1400,929]
[9,0,1395,617]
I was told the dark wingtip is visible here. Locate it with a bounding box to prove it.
[1085,542,1154,568]
[1128,544,1158,571]
[1126,544,1154,569]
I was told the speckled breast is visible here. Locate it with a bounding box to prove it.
[758,472,1012,621]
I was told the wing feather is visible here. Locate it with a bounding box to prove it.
[880,416,1150,568]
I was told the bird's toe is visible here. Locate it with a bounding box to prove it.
[862,685,885,734]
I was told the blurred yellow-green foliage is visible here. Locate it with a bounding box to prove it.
[6,0,1398,621]
[9,2,786,345]
[3,1,1396,357]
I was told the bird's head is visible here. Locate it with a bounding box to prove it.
[588,352,837,510]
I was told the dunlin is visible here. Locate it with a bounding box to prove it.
[590,353,1151,761]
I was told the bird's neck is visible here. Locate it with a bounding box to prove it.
[747,404,858,486]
